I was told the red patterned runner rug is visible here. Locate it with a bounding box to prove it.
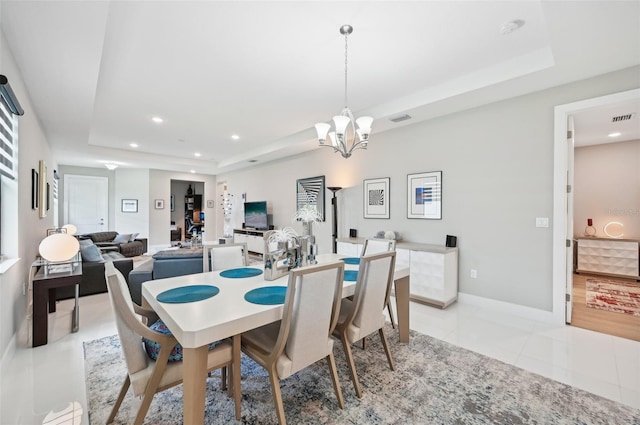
[586,278,640,317]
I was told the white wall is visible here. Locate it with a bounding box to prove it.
[114,168,150,238]
[219,65,640,312]
[574,139,640,239]
[0,31,57,363]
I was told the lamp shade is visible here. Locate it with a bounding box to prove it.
[314,123,330,144]
[62,224,77,235]
[332,115,350,136]
[39,233,80,263]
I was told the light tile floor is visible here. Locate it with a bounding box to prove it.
[1,294,638,424]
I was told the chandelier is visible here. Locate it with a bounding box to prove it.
[315,25,373,159]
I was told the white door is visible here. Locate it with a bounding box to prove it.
[565,116,575,323]
[64,175,109,234]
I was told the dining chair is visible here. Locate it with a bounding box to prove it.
[361,238,397,329]
[104,262,241,424]
[241,261,346,425]
[333,250,396,398]
[203,242,248,272]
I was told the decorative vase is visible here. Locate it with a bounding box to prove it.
[584,218,596,237]
[302,221,313,237]
[187,184,193,195]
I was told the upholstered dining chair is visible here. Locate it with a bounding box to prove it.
[241,261,346,425]
[333,250,396,398]
[104,262,241,424]
[361,238,397,329]
[203,242,249,272]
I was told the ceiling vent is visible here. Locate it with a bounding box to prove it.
[389,114,412,123]
[611,113,635,122]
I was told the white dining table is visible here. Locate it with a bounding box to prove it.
[142,253,410,425]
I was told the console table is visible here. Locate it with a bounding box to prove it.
[31,258,83,347]
[337,238,459,308]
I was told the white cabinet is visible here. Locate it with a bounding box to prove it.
[337,238,459,308]
[233,229,265,255]
[337,240,362,257]
[577,237,639,279]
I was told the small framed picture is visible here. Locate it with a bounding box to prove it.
[363,177,390,219]
[207,199,215,208]
[122,199,138,213]
[407,171,442,219]
[155,199,164,209]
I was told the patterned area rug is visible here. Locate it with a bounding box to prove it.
[586,278,640,316]
[83,327,640,424]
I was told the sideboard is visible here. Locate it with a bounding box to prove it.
[337,238,459,308]
[576,237,640,280]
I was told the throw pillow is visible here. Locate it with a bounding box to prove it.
[143,320,220,362]
[79,239,94,249]
[113,233,132,244]
[130,233,140,242]
[80,244,104,263]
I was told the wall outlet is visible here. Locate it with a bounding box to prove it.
[470,269,478,279]
[535,217,549,228]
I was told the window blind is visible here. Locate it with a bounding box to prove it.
[0,96,17,180]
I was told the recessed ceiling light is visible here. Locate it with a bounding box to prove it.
[231,134,240,140]
[194,152,201,157]
[500,19,525,35]
[190,170,196,173]
[151,116,164,124]
[130,142,138,148]
[608,132,621,138]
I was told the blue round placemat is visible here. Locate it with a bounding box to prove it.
[245,286,287,305]
[157,285,219,304]
[342,257,360,265]
[220,267,263,278]
[344,270,358,281]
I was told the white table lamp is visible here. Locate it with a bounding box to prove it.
[39,233,80,263]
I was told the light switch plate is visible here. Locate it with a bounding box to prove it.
[536,217,549,228]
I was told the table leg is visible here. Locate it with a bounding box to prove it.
[71,283,79,333]
[183,345,209,425]
[48,288,57,313]
[394,275,410,343]
[33,286,49,347]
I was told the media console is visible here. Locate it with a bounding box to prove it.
[233,228,267,256]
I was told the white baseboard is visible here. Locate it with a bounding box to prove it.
[458,292,562,325]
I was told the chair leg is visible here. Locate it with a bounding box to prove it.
[268,366,287,425]
[341,334,363,398]
[387,301,397,329]
[133,385,157,425]
[361,337,366,350]
[107,375,130,424]
[221,366,227,391]
[326,353,345,409]
[378,328,395,371]
[232,334,242,420]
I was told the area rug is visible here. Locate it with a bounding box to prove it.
[84,328,639,425]
[586,278,640,317]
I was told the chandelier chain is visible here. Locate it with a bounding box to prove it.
[344,31,348,108]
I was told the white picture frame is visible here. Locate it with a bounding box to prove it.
[407,171,442,219]
[363,177,390,219]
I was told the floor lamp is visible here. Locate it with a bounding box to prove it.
[327,187,342,253]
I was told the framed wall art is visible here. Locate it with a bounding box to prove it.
[363,177,390,219]
[31,169,38,210]
[38,160,47,218]
[122,199,138,213]
[296,175,325,221]
[407,171,442,219]
[155,199,164,209]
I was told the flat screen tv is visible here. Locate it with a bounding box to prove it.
[244,201,268,230]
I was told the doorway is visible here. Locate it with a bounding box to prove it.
[553,88,640,338]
